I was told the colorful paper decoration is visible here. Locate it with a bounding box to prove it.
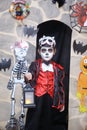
[9,0,30,21]
[77,56,87,112]
[70,1,87,33]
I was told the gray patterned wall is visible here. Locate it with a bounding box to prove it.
[0,0,87,130]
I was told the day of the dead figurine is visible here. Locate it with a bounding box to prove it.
[77,56,87,112]
[24,35,65,130]
[7,40,29,129]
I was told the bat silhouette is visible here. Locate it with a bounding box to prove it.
[52,0,65,7]
[73,40,87,54]
[0,58,11,71]
[23,25,38,37]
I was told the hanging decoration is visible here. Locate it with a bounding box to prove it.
[23,25,38,37]
[73,40,87,55]
[70,1,87,33]
[76,56,87,112]
[9,0,30,21]
[52,0,65,7]
[0,58,11,71]
[6,40,29,130]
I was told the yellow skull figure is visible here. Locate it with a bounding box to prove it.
[77,56,87,112]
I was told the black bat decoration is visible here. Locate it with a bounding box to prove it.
[73,40,87,54]
[23,25,38,37]
[0,58,11,71]
[52,0,65,7]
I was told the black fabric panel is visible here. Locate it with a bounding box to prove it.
[36,20,72,130]
[25,20,72,130]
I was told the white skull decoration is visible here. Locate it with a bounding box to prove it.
[14,40,29,61]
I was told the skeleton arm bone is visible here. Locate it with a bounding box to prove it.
[7,70,14,90]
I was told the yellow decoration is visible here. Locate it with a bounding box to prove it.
[77,56,87,112]
[76,92,81,99]
[79,105,87,112]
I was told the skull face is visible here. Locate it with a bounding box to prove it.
[39,47,54,61]
[14,47,28,60]
[14,40,29,61]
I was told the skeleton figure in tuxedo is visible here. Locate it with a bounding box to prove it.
[24,35,65,130]
[7,40,29,129]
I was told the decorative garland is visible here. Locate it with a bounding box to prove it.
[9,0,30,21]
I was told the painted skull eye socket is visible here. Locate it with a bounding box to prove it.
[41,48,53,53]
[41,48,46,53]
[48,48,53,53]
[84,59,87,63]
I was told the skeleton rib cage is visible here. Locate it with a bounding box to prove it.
[12,60,28,79]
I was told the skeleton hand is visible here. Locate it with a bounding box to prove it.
[7,80,13,90]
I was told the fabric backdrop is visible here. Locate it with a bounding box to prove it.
[36,20,72,130]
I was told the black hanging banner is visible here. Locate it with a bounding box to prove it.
[25,20,72,130]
